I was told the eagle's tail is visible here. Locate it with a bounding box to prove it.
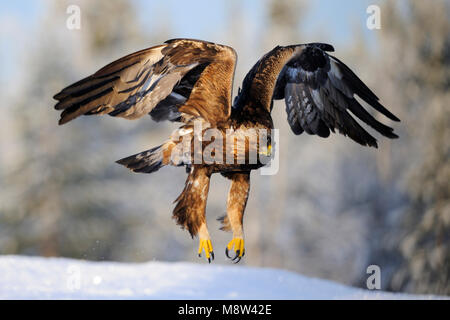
[116,142,175,174]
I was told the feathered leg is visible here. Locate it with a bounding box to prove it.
[219,172,251,263]
[173,166,214,262]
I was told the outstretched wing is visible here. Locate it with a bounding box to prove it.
[54,39,237,126]
[273,43,399,147]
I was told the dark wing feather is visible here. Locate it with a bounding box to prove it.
[54,39,237,125]
[273,43,399,148]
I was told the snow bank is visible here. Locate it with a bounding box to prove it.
[0,255,442,299]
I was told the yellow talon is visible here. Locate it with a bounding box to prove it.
[226,238,245,262]
[198,239,214,263]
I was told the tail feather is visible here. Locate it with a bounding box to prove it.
[116,145,165,174]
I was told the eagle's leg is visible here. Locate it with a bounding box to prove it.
[220,171,250,263]
[173,166,214,263]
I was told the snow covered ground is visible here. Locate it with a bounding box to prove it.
[0,255,444,300]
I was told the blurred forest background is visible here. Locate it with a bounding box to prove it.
[0,0,448,295]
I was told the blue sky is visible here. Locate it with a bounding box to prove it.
[134,0,379,45]
[1,0,380,42]
[0,0,381,83]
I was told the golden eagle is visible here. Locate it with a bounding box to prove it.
[54,39,399,263]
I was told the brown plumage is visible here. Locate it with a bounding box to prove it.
[53,39,399,263]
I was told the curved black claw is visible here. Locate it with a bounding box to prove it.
[226,238,245,263]
[226,248,245,263]
[225,247,231,259]
[199,251,214,263]
[232,250,240,261]
[233,250,245,263]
